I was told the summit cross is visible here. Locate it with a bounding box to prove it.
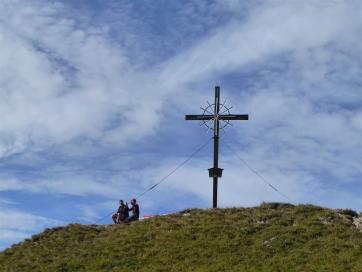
[185,86,249,208]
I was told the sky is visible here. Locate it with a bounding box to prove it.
[1,0,362,249]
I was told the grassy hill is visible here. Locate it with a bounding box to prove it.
[1,203,362,272]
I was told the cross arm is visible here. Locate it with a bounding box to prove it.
[218,114,249,120]
[185,115,214,121]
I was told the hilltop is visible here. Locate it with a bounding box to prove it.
[1,203,362,271]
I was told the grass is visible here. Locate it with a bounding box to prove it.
[1,203,362,271]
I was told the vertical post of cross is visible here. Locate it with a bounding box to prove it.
[185,85,248,209]
[213,86,220,208]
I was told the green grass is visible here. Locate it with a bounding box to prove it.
[1,203,362,271]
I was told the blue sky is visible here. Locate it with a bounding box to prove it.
[1,0,362,249]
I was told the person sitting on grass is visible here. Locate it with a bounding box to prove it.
[112,200,128,224]
[124,198,140,223]
[122,200,129,221]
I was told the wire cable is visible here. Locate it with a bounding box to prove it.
[94,137,213,224]
[223,139,295,204]
[135,137,213,199]
[94,211,115,225]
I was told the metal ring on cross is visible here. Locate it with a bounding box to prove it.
[201,103,232,130]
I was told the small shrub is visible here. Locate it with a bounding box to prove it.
[260,202,294,209]
[337,209,358,218]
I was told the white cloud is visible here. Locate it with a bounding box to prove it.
[75,200,116,223]
[0,175,119,198]
[0,209,60,231]
[161,1,362,86]
[0,229,28,241]
[155,0,362,204]
[0,0,169,157]
[141,155,320,207]
[0,200,62,249]
[0,0,362,238]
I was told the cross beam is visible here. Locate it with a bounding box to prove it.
[185,86,249,208]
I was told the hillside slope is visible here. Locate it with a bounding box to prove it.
[1,203,362,272]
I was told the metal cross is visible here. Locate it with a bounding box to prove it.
[185,86,249,208]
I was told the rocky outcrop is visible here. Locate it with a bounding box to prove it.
[353,216,362,232]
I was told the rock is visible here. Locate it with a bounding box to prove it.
[353,217,362,232]
[319,216,331,225]
[263,236,277,246]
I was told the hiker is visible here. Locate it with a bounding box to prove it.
[112,200,128,224]
[124,198,140,223]
[122,200,129,221]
